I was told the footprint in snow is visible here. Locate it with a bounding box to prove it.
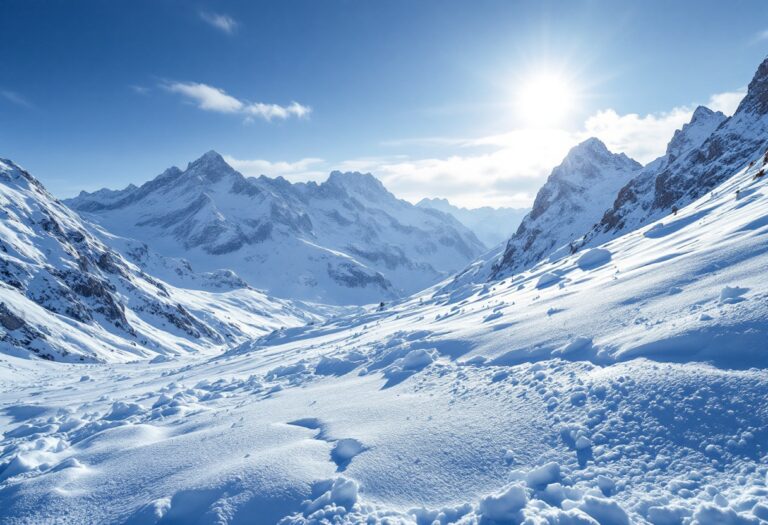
[287,418,368,471]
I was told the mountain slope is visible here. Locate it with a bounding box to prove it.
[2,133,768,524]
[0,158,319,363]
[584,58,768,246]
[492,138,641,277]
[67,153,486,305]
[417,197,528,248]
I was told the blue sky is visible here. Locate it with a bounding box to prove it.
[1,0,767,207]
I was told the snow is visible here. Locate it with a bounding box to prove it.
[3,59,768,525]
[526,462,562,488]
[577,248,612,270]
[477,483,528,521]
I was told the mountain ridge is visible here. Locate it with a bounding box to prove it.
[66,153,486,305]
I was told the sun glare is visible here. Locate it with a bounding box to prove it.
[515,71,576,127]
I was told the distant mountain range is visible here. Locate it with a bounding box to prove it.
[416,198,528,248]
[5,56,768,364]
[66,153,486,305]
[0,158,320,362]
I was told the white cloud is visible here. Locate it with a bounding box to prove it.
[244,101,312,121]
[584,89,745,164]
[1,89,32,108]
[339,129,577,208]
[222,88,746,208]
[164,81,311,122]
[130,85,150,95]
[166,82,243,113]
[751,29,768,44]
[224,156,326,181]
[583,107,692,164]
[200,12,238,34]
[707,89,746,115]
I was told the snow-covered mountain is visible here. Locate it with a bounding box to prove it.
[67,153,485,305]
[584,57,768,246]
[492,138,641,277]
[417,197,528,248]
[3,122,768,523]
[0,158,320,363]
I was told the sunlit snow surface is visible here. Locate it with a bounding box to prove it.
[2,161,768,523]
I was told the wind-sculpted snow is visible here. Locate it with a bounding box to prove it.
[0,158,323,362]
[2,145,768,523]
[67,152,486,305]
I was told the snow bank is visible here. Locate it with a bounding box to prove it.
[577,248,612,270]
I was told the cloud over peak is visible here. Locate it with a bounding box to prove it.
[164,81,311,122]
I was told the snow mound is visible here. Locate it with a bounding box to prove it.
[577,248,612,270]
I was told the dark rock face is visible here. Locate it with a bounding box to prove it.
[327,263,391,289]
[0,303,25,330]
[585,58,768,246]
[0,157,248,360]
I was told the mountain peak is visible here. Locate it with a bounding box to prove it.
[691,105,716,121]
[664,105,726,163]
[325,171,387,197]
[574,137,609,153]
[734,55,768,116]
[187,150,228,169]
[185,150,238,183]
[556,138,640,180]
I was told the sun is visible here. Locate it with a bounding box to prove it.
[515,70,576,127]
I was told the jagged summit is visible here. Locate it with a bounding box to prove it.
[664,106,726,164]
[183,150,239,184]
[324,170,390,200]
[734,55,768,116]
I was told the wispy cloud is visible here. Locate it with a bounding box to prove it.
[706,89,746,115]
[130,85,150,95]
[1,89,33,109]
[163,81,311,122]
[585,89,745,164]
[200,12,238,34]
[223,156,326,181]
[583,107,693,164]
[223,87,747,209]
[751,29,768,44]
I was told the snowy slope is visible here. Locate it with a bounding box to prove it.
[0,158,321,363]
[2,135,768,523]
[584,58,768,247]
[66,153,486,305]
[493,138,641,277]
[417,198,529,248]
